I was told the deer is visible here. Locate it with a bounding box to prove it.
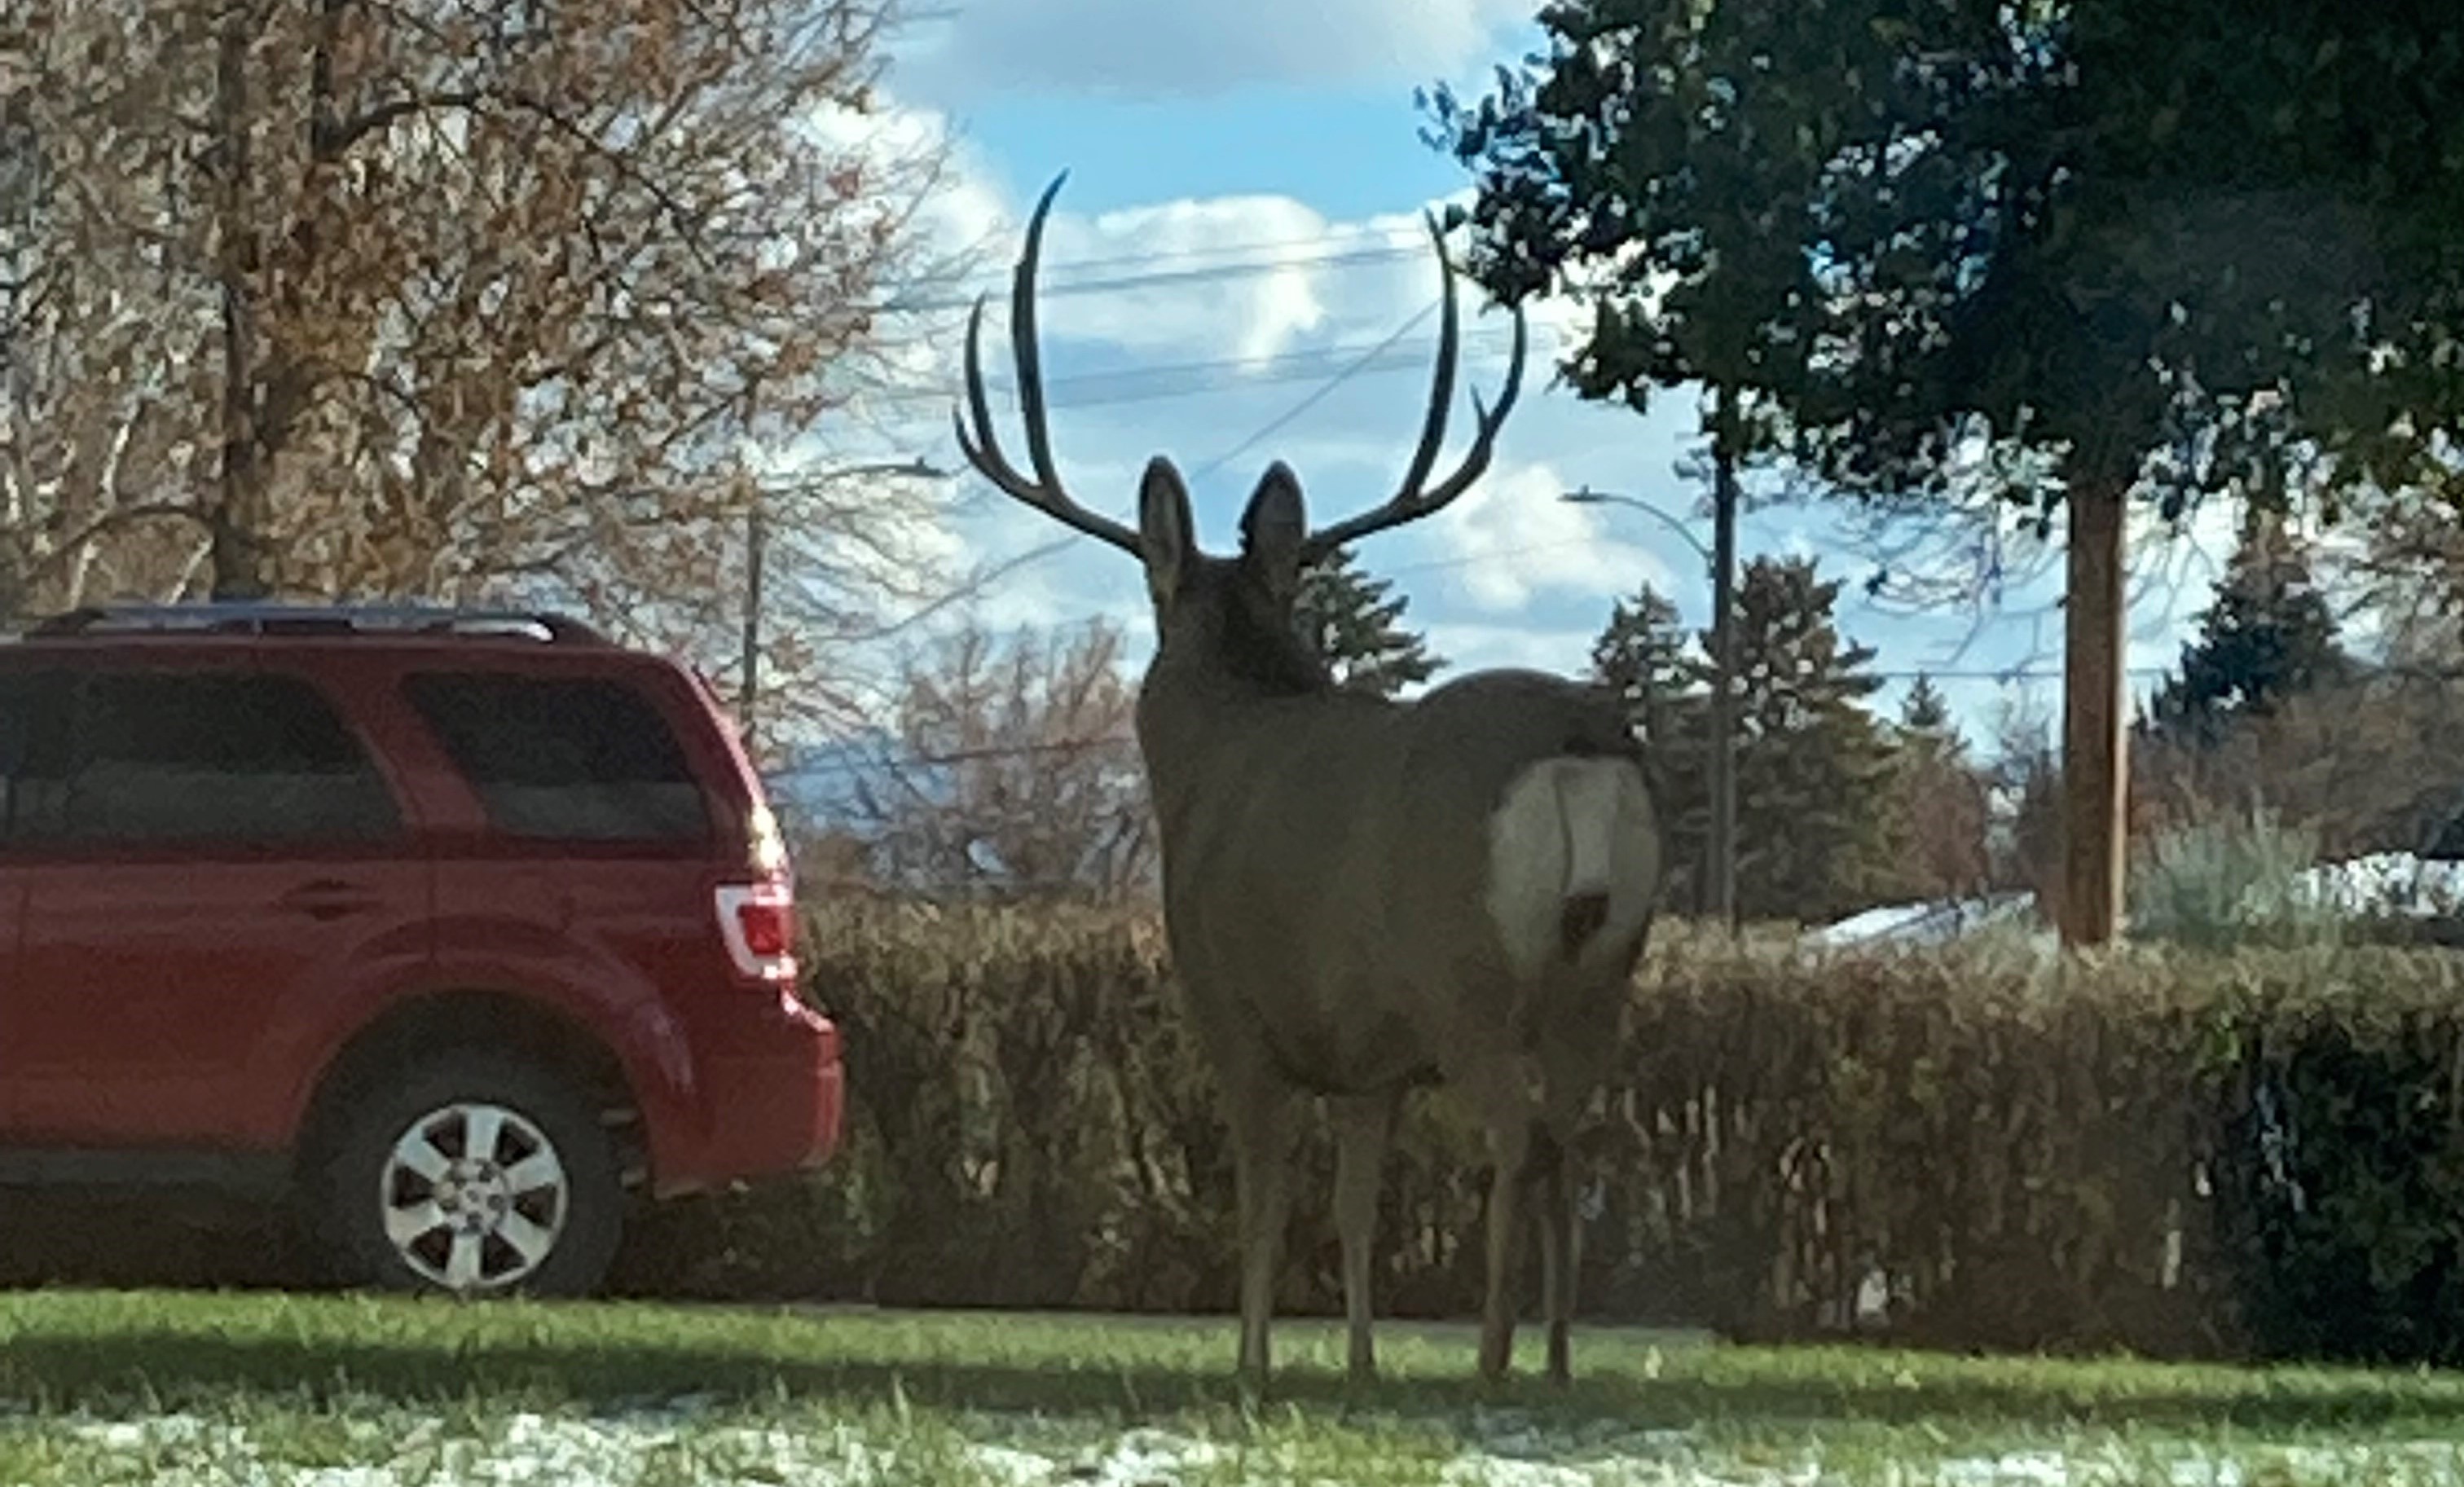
[952,173,1663,1388]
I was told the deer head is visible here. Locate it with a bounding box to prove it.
[953,173,1528,687]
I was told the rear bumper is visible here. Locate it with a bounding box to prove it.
[652,988,845,1198]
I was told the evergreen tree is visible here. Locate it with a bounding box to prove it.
[1899,675,1956,737]
[1590,583,1697,744]
[1291,546,1443,698]
[1723,556,1899,922]
[2146,518,2349,746]
[1885,674,1992,900]
[1590,583,1709,905]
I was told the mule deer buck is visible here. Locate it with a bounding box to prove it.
[953,174,1662,1387]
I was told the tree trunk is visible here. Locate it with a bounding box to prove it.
[2058,483,2128,945]
[209,0,268,601]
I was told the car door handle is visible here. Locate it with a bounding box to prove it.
[279,879,383,921]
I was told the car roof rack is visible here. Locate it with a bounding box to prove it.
[21,602,611,645]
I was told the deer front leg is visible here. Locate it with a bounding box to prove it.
[1330,1088,1401,1384]
[1224,1071,1300,1387]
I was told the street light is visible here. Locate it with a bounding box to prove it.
[743,455,948,755]
[1561,486,1714,566]
[1559,483,1740,930]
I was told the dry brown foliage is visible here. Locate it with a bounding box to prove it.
[4,0,965,727]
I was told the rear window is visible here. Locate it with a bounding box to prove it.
[405,671,712,842]
[37,670,401,846]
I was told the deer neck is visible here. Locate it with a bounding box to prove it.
[1133,655,1375,838]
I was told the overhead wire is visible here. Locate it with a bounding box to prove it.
[872,222,1441,310]
[881,244,1427,317]
[770,659,2180,781]
[887,323,1525,416]
[1190,301,1443,482]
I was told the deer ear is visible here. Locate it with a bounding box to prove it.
[1239,462,1307,605]
[1137,456,1195,605]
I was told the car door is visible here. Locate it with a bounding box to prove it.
[6,657,431,1149]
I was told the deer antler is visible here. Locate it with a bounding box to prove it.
[953,171,1145,557]
[1300,211,1528,561]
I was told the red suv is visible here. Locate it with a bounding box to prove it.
[0,602,843,1296]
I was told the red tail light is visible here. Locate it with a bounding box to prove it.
[716,881,797,982]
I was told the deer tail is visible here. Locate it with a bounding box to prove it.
[1487,755,1660,981]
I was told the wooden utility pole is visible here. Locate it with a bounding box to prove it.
[1705,385,1740,929]
[736,455,944,759]
[740,496,768,755]
[2057,485,2128,945]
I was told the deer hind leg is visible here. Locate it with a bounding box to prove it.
[1479,1109,1534,1382]
[1530,1124,1575,1384]
[1330,1088,1401,1384]
[1448,1054,1542,1382]
[1533,994,1622,1385]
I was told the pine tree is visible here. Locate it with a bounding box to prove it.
[1590,584,1697,745]
[1291,546,1444,697]
[1884,674,1992,900]
[1590,583,1709,905]
[1900,675,1955,736]
[2145,517,2349,746]
[1723,556,1899,922]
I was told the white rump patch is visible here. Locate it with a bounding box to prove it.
[1484,756,1660,982]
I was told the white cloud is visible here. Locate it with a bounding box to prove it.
[1422,619,1603,680]
[900,0,1531,99]
[1036,196,1337,367]
[1423,459,1679,613]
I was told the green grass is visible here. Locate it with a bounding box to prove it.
[6,1291,2464,1483]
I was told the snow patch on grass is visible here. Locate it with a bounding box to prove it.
[19,1401,2464,1485]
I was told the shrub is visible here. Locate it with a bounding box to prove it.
[2127,807,2348,950]
[604,900,2464,1366]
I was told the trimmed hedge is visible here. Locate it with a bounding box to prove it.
[609,901,2464,1363]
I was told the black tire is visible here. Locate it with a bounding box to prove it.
[311,1048,624,1299]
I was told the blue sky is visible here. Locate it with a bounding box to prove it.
[818,0,2258,747]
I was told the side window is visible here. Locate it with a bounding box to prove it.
[50,671,402,847]
[0,671,42,842]
[404,672,712,842]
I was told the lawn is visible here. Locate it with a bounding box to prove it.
[4,1291,2464,1485]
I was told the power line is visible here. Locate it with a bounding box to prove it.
[875,222,1441,308]
[1190,301,1442,483]
[769,666,2192,780]
[874,323,1525,416]
[882,244,1423,318]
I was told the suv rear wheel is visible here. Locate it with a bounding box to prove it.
[314,1049,624,1297]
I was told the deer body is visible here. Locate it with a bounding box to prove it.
[954,174,1664,1386]
[1140,667,1657,1091]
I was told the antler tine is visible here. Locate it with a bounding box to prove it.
[1300,210,1527,561]
[951,171,1144,557]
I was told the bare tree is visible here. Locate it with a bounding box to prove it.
[6,0,970,728]
[850,618,1153,903]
